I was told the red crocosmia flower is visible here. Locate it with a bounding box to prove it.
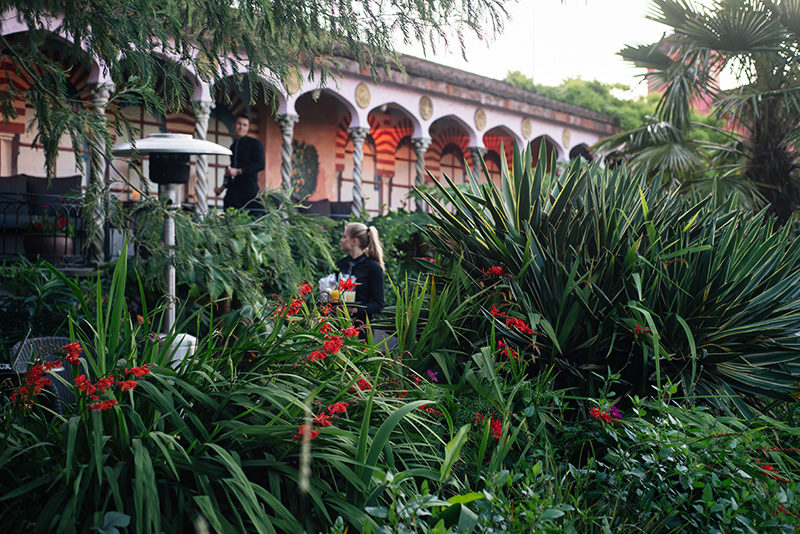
[338,279,356,292]
[482,266,505,277]
[126,364,151,377]
[489,305,507,318]
[313,413,332,427]
[321,304,332,316]
[633,324,652,335]
[118,380,138,392]
[505,316,534,335]
[319,321,333,334]
[490,418,503,439]
[473,412,485,426]
[74,374,96,396]
[298,283,313,296]
[11,364,53,408]
[348,377,371,392]
[56,216,67,229]
[327,402,349,415]
[89,399,118,411]
[307,350,327,362]
[95,376,115,393]
[589,406,616,423]
[342,326,359,338]
[293,424,319,441]
[496,340,518,360]
[62,341,83,364]
[756,461,789,482]
[42,360,63,371]
[323,336,344,354]
[34,221,43,230]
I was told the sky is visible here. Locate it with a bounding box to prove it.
[395,0,672,99]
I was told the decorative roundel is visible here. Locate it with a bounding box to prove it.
[474,108,487,131]
[355,83,371,109]
[419,95,433,120]
[562,128,572,151]
[521,117,532,139]
[285,68,302,95]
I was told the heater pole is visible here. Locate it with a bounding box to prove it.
[161,183,179,332]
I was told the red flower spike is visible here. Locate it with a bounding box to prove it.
[323,336,344,355]
[293,424,319,441]
[307,350,327,362]
[327,402,349,415]
[338,279,356,292]
[298,283,313,296]
[313,413,332,427]
[342,326,359,338]
[118,380,138,392]
[490,418,502,439]
[89,399,118,411]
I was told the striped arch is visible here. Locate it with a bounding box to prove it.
[483,126,517,168]
[334,115,352,173]
[368,109,415,177]
[426,124,472,177]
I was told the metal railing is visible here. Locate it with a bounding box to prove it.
[0,192,91,266]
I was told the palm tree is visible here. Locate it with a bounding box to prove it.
[613,0,800,223]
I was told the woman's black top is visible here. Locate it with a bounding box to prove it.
[336,254,385,323]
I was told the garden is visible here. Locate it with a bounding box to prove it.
[1,143,799,533]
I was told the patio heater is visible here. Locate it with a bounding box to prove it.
[112,133,231,333]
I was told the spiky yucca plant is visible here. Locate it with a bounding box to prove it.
[420,143,800,416]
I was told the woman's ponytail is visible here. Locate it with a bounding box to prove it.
[367,225,385,272]
[344,222,385,271]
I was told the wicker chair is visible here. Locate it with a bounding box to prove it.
[12,336,75,413]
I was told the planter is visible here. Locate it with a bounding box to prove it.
[23,233,74,263]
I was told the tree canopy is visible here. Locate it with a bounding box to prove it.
[505,72,659,131]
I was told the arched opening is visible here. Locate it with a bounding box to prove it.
[440,143,466,183]
[428,115,474,184]
[293,89,353,211]
[368,103,418,211]
[482,126,517,178]
[1,33,95,179]
[569,143,593,162]
[530,135,560,170]
[393,136,417,210]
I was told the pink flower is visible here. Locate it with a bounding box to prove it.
[426,369,438,383]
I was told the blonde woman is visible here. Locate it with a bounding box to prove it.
[336,222,385,324]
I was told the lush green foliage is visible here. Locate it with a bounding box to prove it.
[420,143,800,415]
[129,191,336,311]
[0,259,93,363]
[3,148,800,532]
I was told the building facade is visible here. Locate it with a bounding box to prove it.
[1,11,619,218]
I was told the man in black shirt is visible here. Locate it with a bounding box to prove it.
[215,115,265,211]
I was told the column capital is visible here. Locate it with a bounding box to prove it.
[410,137,432,153]
[88,83,115,109]
[278,113,299,131]
[468,146,487,157]
[193,99,214,119]
[349,126,370,143]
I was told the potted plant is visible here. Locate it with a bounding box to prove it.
[23,204,76,262]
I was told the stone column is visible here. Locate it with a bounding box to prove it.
[349,127,370,218]
[278,114,299,193]
[410,137,431,212]
[193,99,213,217]
[88,83,114,264]
[468,146,487,175]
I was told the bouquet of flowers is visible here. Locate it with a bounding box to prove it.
[318,273,357,303]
